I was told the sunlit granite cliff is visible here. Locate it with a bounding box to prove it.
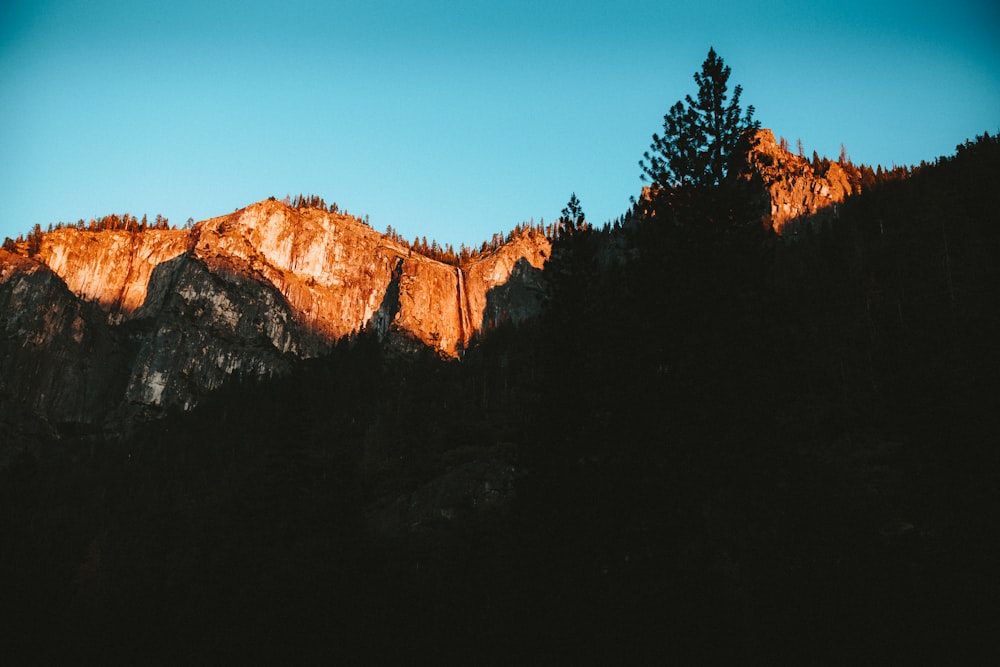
[733,128,860,234]
[0,200,550,426]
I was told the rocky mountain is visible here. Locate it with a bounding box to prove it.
[733,128,859,234]
[0,200,550,430]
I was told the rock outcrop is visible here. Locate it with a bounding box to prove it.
[733,128,860,234]
[0,200,550,427]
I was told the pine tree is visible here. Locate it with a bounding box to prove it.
[640,47,759,188]
[27,224,43,257]
[558,192,586,237]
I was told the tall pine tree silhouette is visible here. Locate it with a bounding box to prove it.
[640,47,759,189]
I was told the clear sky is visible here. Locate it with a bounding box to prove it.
[2,0,998,248]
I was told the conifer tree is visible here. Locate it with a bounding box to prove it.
[27,224,43,257]
[640,47,759,188]
[558,192,586,237]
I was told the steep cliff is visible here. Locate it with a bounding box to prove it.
[0,201,551,425]
[0,250,130,432]
[733,128,859,234]
[36,229,190,323]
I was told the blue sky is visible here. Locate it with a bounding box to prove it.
[2,0,998,248]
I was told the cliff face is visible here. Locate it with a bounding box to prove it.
[0,250,129,431]
[186,200,549,356]
[733,129,859,234]
[0,201,550,425]
[37,229,191,323]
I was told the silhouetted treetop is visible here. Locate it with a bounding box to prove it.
[558,192,587,237]
[640,47,760,189]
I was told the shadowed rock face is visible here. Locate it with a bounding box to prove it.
[0,201,551,424]
[0,250,130,431]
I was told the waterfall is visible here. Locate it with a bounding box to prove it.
[455,266,472,352]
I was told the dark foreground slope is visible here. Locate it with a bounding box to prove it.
[2,135,998,663]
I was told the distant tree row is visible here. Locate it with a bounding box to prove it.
[287,193,334,211]
[274,193,371,226]
[381,218,562,268]
[4,213,175,258]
